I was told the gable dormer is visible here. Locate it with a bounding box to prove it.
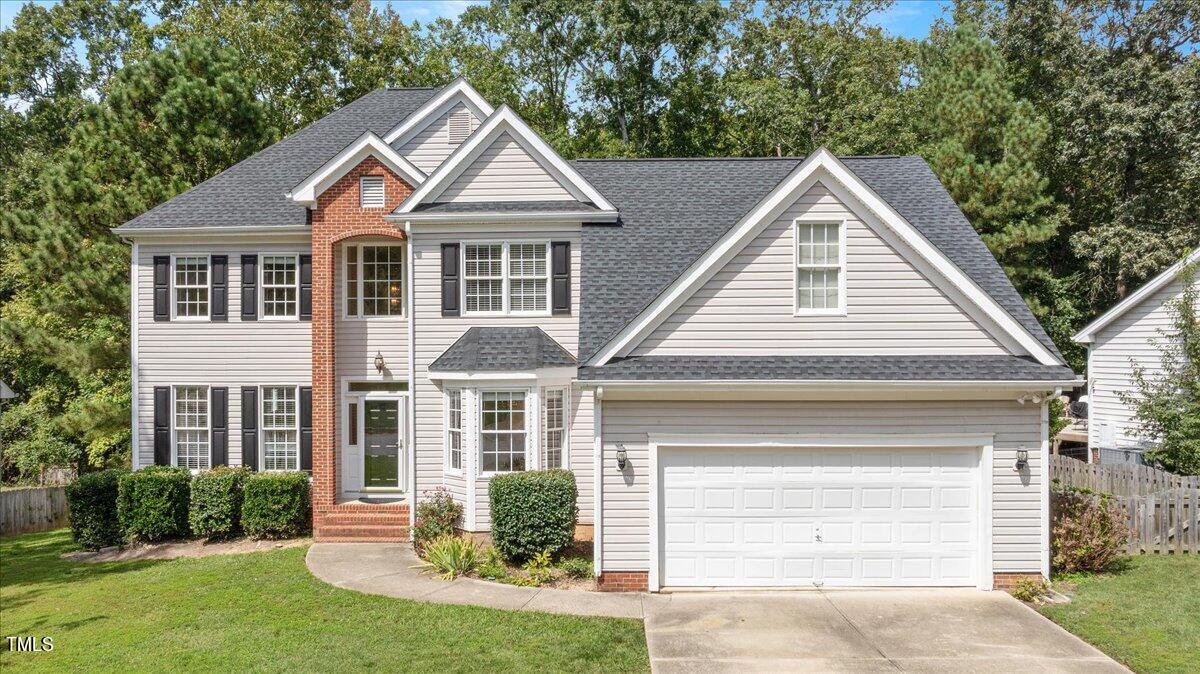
[384,78,493,175]
[396,106,616,215]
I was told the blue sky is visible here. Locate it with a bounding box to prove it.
[2,1,952,39]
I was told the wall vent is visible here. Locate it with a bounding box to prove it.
[447,109,472,144]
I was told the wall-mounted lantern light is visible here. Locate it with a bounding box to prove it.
[615,446,628,471]
[374,351,386,373]
[1015,447,1029,472]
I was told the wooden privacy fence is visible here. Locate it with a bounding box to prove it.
[1118,489,1199,555]
[1050,455,1199,554]
[0,486,69,536]
[1049,454,1199,497]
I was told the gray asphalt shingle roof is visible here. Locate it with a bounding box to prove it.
[429,327,577,372]
[114,83,1062,375]
[578,355,1076,382]
[115,88,437,230]
[571,156,1062,363]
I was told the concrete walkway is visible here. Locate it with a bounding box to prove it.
[306,543,653,619]
[307,543,1126,672]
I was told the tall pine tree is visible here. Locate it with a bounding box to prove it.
[917,23,1070,349]
[0,39,274,478]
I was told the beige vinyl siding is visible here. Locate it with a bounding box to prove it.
[411,228,586,530]
[135,243,312,469]
[334,239,410,496]
[396,102,481,175]
[1088,278,1183,450]
[599,398,1044,574]
[632,183,1008,356]
[436,132,574,203]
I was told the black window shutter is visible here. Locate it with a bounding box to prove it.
[551,241,571,315]
[241,387,258,470]
[153,386,171,466]
[299,254,313,320]
[441,243,460,316]
[210,255,228,321]
[299,386,313,472]
[240,254,258,321]
[211,387,228,466]
[153,256,170,321]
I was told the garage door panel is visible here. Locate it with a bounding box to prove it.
[660,446,980,588]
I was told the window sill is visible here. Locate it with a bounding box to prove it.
[342,315,407,322]
[793,308,848,317]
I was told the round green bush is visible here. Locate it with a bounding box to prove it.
[189,466,249,539]
[65,469,127,550]
[117,466,192,542]
[242,472,310,539]
[488,469,577,562]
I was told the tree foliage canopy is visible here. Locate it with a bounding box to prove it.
[2,0,1198,481]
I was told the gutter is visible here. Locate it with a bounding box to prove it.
[383,211,619,224]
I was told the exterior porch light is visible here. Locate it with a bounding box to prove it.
[615,446,628,471]
[374,351,385,373]
[1014,447,1029,472]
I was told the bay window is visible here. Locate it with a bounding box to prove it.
[542,388,565,469]
[446,389,463,471]
[480,391,526,473]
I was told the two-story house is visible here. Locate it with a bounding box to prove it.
[116,79,1079,591]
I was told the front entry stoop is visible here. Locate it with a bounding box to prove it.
[314,500,410,542]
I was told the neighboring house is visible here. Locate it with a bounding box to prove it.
[114,79,1079,592]
[1073,247,1200,466]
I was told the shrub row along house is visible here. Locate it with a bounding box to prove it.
[115,79,1080,591]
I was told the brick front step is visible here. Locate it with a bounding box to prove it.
[313,501,411,542]
[314,525,411,541]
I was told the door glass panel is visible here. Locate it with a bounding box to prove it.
[364,400,399,488]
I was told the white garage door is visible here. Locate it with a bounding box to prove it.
[659,446,981,588]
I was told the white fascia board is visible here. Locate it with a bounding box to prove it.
[384,210,618,225]
[577,378,1082,391]
[383,78,495,146]
[287,132,425,205]
[395,105,616,214]
[427,366,578,383]
[586,148,1062,367]
[1073,246,1200,343]
[116,226,312,243]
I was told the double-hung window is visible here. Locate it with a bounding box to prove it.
[463,242,549,315]
[480,391,526,473]
[261,386,299,471]
[173,256,210,318]
[345,244,404,317]
[445,389,463,471]
[541,388,566,469]
[174,386,210,470]
[795,221,844,313]
[261,254,298,318]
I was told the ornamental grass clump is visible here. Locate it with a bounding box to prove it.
[417,535,481,580]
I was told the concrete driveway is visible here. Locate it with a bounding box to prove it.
[643,589,1126,672]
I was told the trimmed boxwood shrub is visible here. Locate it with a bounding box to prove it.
[189,466,249,539]
[117,466,192,542]
[242,472,310,539]
[489,469,577,562]
[65,469,127,550]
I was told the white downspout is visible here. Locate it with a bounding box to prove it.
[593,385,604,577]
[406,220,417,527]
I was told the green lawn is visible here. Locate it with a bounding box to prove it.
[0,530,648,673]
[1041,555,1200,673]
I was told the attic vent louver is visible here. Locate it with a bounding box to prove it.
[360,175,385,207]
[447,109,472,144]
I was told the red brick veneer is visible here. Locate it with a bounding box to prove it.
[597,571,649,592]
[310,156,412,538]
[993,572,1046,589]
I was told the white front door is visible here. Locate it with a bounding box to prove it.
[659,446,981,588]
